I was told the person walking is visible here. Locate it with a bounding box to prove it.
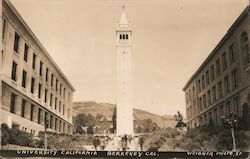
[139,135,144,151]
[121,136,128,151]
[100,136,106,150]
[93,136,100,150]
[134,136,139,151]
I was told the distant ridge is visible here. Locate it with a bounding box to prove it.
[73,101,176,128]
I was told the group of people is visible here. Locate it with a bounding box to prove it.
[92,135,108,150]
[92,134,144,151]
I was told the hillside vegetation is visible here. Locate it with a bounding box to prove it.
[73,101,175,128]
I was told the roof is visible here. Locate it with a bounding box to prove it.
[183,6,250,91]
[4,0,75,91]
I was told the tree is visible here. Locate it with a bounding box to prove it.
[73,113,97,134]
[112,107,117,133]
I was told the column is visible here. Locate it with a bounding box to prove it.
[40,109,45,125]
[33,105,38,123]
[15,95,22,116]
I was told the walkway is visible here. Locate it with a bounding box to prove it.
[83,138,141,151]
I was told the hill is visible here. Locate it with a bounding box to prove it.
[73,101,176,128]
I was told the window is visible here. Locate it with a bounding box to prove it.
[50,115,53,129]
[63,88,66,98]
[50,94,53,106]
[59,101,61,113]
[32,53,36,70]
[241,32,250,66]
[11,61,17,81]
[2,17,7,40]
[126,34,128,39]
[45,89,48,103]
[212,86,216,102]
[201,75,205,89]
[14,32,20,53]
[216,59,221,76]
[217,81,222,99]
[197,80,201,92]
[186,92,189,103]
[189,90,191,103]
[192,86,196,105]
[51,74,54,87]
[119,34,122,40]
[234,97,240,116]
[224,75,230,94]
[55,98,57,110]
[21,99,26,117]
[39,61,43,76]
[22,70,27,88]
[219,105,224,116]
[56,79,58,91]
[45,112,49,126]
[31,77,35,93]
[68,92,71,104]
[38,108,42,124]
[46,68,49,82]
[24,43,29,62]
[229,44,236,64]
[231,69,238,89]
[60,84,62,95]
[59,120,62,132]
[203,94,206,109]
[210,65,215,81]
[204,114,208,125]
[38,83,42,98]
[222,52,227,70]
[10,93,16,113]
[30,104,34,121]
[207,90,211,106]
[63,104,65,115]
[55,118,58,130]
[206,70,210,85]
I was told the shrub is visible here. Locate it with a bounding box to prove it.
[1,124,11,145]
[1,124,33,147]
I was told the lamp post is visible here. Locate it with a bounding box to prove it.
[44,119,49,150]
[221,113,239,151]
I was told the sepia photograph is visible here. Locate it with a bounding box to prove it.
[1,0,250,158]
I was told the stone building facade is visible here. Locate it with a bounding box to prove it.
[183,6,250,129]
[1,0,75,135]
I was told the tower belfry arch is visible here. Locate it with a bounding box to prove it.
[116,6,134,135]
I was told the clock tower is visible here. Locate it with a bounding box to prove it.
[116,6,133,135]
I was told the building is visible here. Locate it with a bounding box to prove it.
[1,0,75,135]
[116,6,134,135]
[183,6,250,129]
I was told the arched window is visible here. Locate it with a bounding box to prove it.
[119,34,122,40]
[241,32,249,66]
[122,34,125,39]
[126,34,128,39]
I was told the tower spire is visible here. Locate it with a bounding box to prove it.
[119,5,129,25]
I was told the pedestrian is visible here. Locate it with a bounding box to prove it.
[100,136,106,150]
[93,135,100,150]
[134,136,139,151]
[128,135,132,144]
[121,136,128,151]
[139,135,144,151]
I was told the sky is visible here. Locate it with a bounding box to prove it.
[9,0,248,117]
